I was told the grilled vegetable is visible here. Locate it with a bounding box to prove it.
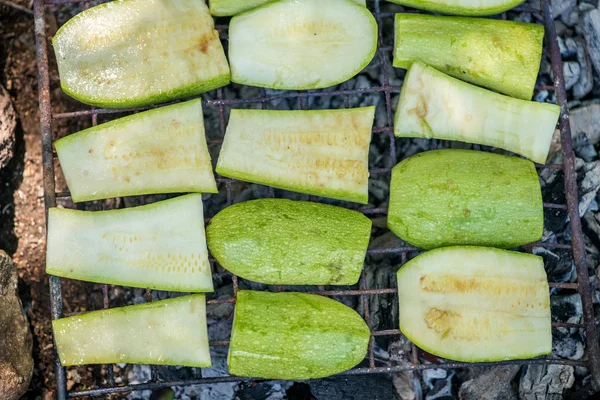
[207,199,371,285]
[397,246,551,362]
[387,0,526,16]
[394,62,560,164]
[55,99,217,202]
[388,150,543,250]
[46,194,213,292]
[53,0,230,108]
[228,0,377,90]
[228,291,370,379]
[210,0,366,16]
[216,107,374,204]
[394,14,543,100]
[53,294,211,367]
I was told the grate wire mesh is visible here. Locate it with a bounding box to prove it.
[31,0,600,398]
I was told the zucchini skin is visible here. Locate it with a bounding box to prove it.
[228,291,370,379]
[397,246,551,362]
[53,0,230,108]
[53,294,211,367]
[394,62,560,164]
[216,108,374,204]
[55,99,217,202]
[388,149,543,250]
[46,194,214,292]
[207,199,371,285]
[394,14,544,100]
[387,0,526,16]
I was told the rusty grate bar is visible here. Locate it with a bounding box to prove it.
[32,0,600,398]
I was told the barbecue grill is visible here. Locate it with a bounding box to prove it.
[32,0,600,398]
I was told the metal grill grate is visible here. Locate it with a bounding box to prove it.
[32,0,600,398]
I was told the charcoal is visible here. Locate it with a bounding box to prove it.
[551,294,583,323]
[578,160,600,215]
[519,365,575,400]
[309,373,395,400]
[458,366,519,400]
[570,103,600,146]
[573,38,594,99]
[235,381,289,400]
[552,327,585,360]
[423,369,456,400]
[564,61,581,90]
[583,9,600,76]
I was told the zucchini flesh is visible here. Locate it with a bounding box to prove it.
[394,14,544,100]
[207,199,371,285]
[210,0,366,16]
[55,99,217,203]
[46,194,213,292]
[228,291,370,379]
[53,0,230,108]
[387,0,526,16]
[394,62,560,164]
[53,294,210,367]
[228,0,377,90]
[216,108,374,204]
[397,246,551,362]
[388,150,543,250]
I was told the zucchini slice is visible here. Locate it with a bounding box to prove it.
[228,0,377,90]
[46,194,214,292]
[394,14,544,100]
[55,99,217,203]
[207,199,371,285]
[388,150,543,250]
[53,294,211,367]
[52,0,230,108]
[397,246,551,362]
[216,108,374,204]
[210,0,366,16]
[387,0,526,16]
[394,62,560,164]
[228,291,370,379]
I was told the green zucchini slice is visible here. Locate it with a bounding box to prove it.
[210,0,366,16]
[207,199,371,285]
[53,294,210,367]
[55,99,217,203]
[388,149,543,250]
[387,0,526,16]
[216,107,374,204]
[394,14,544,100]
[46,194,214,292]
[228,291,370,379]
[53,0,230,108]
[228,0,377,90]
[394,62,560,164]
[397,246,551,362]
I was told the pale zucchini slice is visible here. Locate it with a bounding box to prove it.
[387,0,526,16]
[228,0,377,90]
[207,199,371,285]
[210,0,366,16]
[55,99,217,203]
[46,194,214,292]
[228,291,370,379]
[398,246,551,362]
[388,149,543,250]
[216,108,374,204]
[394,15,544,100]
[53,0,230,108]
[394,62,560,164]
[53,294,211,367]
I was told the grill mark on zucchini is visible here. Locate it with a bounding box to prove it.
[419,274,546,298]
